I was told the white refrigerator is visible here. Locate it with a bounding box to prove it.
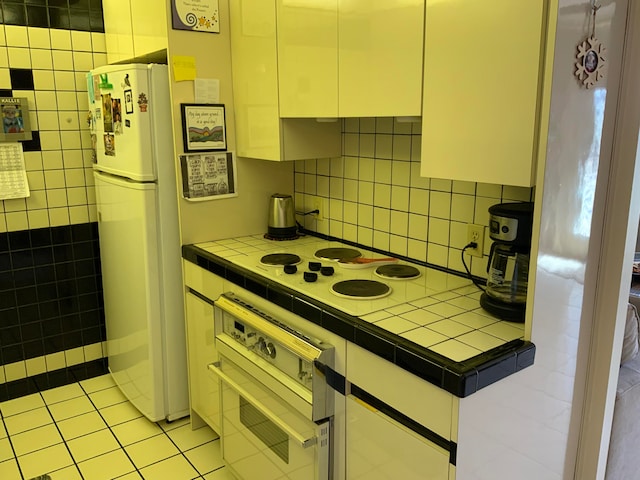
[88,63,189,422]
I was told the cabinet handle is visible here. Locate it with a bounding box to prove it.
[207,362,317,449]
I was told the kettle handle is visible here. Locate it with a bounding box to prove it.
[486,242,498,273]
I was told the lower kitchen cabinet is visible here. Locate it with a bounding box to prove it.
[184,290,221,434]
[346,395,450,479]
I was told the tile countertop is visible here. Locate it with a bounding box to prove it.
[182,234,535,398]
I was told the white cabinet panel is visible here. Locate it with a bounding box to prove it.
[421,0,549,187]
[185,291,221,433]
[347,343,455,440]
[277,0,338,117]
[338,0,424,117]
[347,395,450,479]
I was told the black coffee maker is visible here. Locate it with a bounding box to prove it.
[480,202,534,323]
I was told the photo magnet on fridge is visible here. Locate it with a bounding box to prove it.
[102,94,113,132]
[104,133,115,156]
[124,89,134,114]
[112,98,122,134]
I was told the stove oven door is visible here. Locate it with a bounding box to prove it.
[208,355,330,480]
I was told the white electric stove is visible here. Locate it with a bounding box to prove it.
[196,235,471,318]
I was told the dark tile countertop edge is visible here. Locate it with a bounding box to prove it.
[183,245,535,398]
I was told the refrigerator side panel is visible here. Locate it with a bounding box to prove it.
[90,63,157,181]
[149,64,190,419]
[94,171,165,421]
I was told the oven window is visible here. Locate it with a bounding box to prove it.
[239,396,289,464]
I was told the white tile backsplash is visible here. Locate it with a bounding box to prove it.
[294,120,537,276]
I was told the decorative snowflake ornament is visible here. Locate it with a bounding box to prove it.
[575,35,606,88]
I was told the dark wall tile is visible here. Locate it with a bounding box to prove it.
[21,130,41,152]
[9,69,35,90]
[26,5,48,28]
[2,4,26,25]
[48,6,69,29]
[69,9,89,30]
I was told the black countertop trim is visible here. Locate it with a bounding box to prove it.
[182,245,536,398]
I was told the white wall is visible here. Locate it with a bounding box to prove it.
[164,0,294,245]
[455,1,632,478]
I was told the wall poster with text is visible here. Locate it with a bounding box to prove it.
[172,0,219,33]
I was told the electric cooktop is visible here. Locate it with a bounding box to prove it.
[197,235,470,317]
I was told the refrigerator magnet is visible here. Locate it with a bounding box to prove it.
[138,93,149,112]
[124,89,134,114]
[102,94,113,132]
[104,133,115,156]
[112,98,122,134]
[125,119,131,128]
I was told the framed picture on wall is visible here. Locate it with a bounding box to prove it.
[171,0,220,33]
[180,103,227,152]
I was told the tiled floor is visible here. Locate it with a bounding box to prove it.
[0,374,234,480]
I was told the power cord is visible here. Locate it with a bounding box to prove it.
[461,242,486,292]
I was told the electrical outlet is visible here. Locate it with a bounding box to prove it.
[466,224,485,258]
[312,196,325,221]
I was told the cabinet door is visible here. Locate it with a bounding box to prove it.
[131,0,167,57]
[229,0,283,160]
[338,0,424,117]
[346,395,450,479]
[421,0,546,187]
[277,0,338,117]
[185,292,221,433]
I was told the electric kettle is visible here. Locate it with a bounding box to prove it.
[267,194,297,239]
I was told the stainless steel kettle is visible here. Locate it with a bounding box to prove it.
[267,194,297,239]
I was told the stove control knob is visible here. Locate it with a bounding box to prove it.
[304,271,318,282]
[320,266,334,276]
[262,341,277,359]
[251,337,265,352]
[309,261,321,271]
[284,264,297,274]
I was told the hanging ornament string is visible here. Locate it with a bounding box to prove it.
[574,2,606,89]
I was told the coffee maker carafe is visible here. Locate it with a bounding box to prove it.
[480,202,534,323]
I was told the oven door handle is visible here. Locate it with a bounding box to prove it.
[208,362,318,449]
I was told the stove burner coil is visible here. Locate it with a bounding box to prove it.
[260,253,301,266]
[315,248,361,261]
[331,279,391,299]
[375,264,421,280]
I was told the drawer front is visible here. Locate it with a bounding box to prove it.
[347,343,456,440]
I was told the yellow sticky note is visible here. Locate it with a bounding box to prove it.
[172,55,196,82]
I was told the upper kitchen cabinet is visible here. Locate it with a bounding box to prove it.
[276,0,424,118]
[103,0,168,64]
[229,0,341,161]
[338,0,424,118]
[421,0,555,187]
[276,0,339,117]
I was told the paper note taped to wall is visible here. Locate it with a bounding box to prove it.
[172,56,196,82]
[0,143,30,200]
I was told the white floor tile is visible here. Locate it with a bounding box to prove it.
[0,392,45,417]
[139,453,199,479]
[79,373,116,394]
[204,466,237,479]
[10,423,63,456]
[3,406,53,435]
[56,410,107,440]
[48,395,95,422]
[48,464,83,480]
[78,449,136,480]
[125,433,180,469]
[114,472,144,479]
[184,440,224,475]
[0,459,21,479]
[41,383,85,405]
[67,428,120,462]
[18,443,74,479]
[0,438,13,463]
[100,401,143,426]
[167,424,219,452]
[111,416,163,446]
[0,421,5,439]
[88,385,127,409]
